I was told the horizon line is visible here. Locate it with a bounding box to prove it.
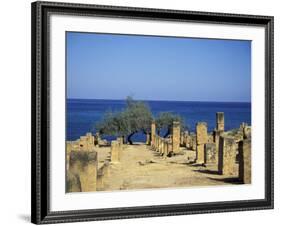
[67,97,251,104]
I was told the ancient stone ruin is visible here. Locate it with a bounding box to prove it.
[66,113,252,193]
[149,112,251,184]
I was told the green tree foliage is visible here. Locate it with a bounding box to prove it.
[96,96,153,144]
[96,97,186,144]
[155,112,185,137]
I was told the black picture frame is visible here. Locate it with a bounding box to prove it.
[31,1,274,224]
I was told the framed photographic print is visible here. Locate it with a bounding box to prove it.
[31,1,274,224]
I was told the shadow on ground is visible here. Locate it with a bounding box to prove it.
[207,177,243,184]
[193,169,220,175]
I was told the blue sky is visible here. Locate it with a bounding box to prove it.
[66,32,251,102]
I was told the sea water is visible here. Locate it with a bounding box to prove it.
[67,99,251,142]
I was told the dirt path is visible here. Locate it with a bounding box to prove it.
[96,143,240,192]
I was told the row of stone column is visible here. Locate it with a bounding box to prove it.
[66,132,98,154]
[151,121,181,155]
[151,134,172,156]
[194,113,251,184]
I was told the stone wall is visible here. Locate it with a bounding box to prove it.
[67,150,98,192]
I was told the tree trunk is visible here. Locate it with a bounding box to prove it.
[127,132,136,145]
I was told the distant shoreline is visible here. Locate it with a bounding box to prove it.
[67,98,251,104]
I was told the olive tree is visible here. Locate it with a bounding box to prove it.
[95,96,153,144]
[155,112,185,137]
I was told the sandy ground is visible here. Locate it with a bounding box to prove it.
[95,143,241,192]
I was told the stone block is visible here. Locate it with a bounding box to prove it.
[68,150,98,192]
[204,143,217,164]
[218,137,237,175]
[196,122,208,145]
[151,121,156,146]
[196,144,205,163]
[216,112,224,131]
[238,139,251,184]
[172,121,181,153]
[163,140,169,156]
[111,140,120,163]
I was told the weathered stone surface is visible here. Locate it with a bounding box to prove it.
[111,140,120,163]
[218,137,237,175]
[68,151,98,192]
[196,144,205,163]
[168,140,173,154]
[151,121,156,146]
[86,132,95,145]
[190,134,196,151]
[172,121,181,153]
[243,126,251,139]
[146,133,151,145]
[66,171,81,192]
[207,134,213,143]
[204,143,216,164]
[160,138,164,155]
[182,131,189,148]
[216,112,225,131]
[213,130,223,163]
[196,122,208,163]
[97,161,110,190]
[180,132,185,146]
[196,122,208,145]
[79,136,88,151]
[238,139,251,184]
[95,133,101,146]
[163,140,169,156]
[155,135,159,152]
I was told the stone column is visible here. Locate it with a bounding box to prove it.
[238,139,251,184]
[204,143,216,164]
[196,122,208,163]
[168,140,173,155]
[117,137,123,159]
[86,132,95,151]
[163,140,168,156]
[156,136,159,152]
[216,112,225,131]
[95,132,101,147]
[161,138,165,155]
[68,151,98,192]
[159,138,162,154]
[66,142,72,171]
[151,121,156,146]
[191,134,196,151]
[111,140,120,163]
[183,131,189,148]
[218,137,237,175]
[172,121,181,154]
[180,132,185,146]
[213,130,223,164]
[146,133,151,145]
